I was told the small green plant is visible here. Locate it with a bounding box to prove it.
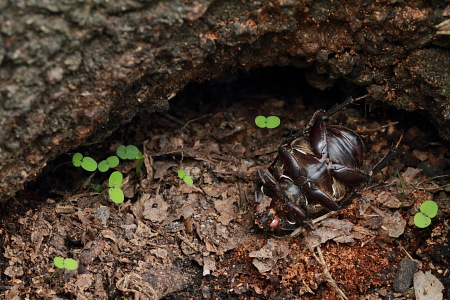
[49,256,79,283]
[178,169,193,185]
[71,144,143,204]
[117,145,141,160]
[72,152,98,172]
[414,201,439,228]
[98,156,120,172]
[255,115,281,129]
[108,171,124,204]
[53,257,79,270]
[116,145,145,175]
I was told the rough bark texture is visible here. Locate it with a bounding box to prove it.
[1,0,449,201]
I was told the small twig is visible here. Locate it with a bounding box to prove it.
[357,121,399,134]
[162,113,200,133]
[397,242,413,260]
[176,232,198,252]
[361,236,375,247]
[313,246,348,300]
[413,174,450,191]
[312,211,337,224]
[182,113,212,130]
[370,132,403,177]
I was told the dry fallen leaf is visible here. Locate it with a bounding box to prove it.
[249,239,289,273]
[143,194,169,223]
[214,198,236,225]
[304,218,362,249]
[382,211,406,238]
[414,270,444,300]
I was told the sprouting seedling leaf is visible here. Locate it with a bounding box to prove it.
[54,257,65,269]
[116,145,140,160]
[63,258,79,270]
[116,145,127,159]
[414,212,431,228]
[80,156,97,172]
[54,257,78,270]
[183,176,193,185]
[255,116,267,128]
[106,156,120,168]
[108,171,123,188]
[98,156,120,172]
[109,187,124,204]
[420,201,438,218]
[72,153,83,167]
[255,115,280,129]
[125,145,139,159]
[108,171,124,204]
[266,116,281,129]
[93,184,102,192]
[414,201,438,228]
[177,169,193,185]
[134,151,144,175]
[178,169,186,179]
[136,151,144,160]
[98,160,110,172]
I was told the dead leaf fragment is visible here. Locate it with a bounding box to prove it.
[214,199,236,225]
[402,167,422,183]
[377,192,402,208]
[75,273,94,293]
[4,266,24,278]
[304,218,361,249]
[202,256,217,276]
[143,194,169,223]
[412,150,428,161]
[382,211,406,238]
[249,239,289,273]
[414,270,444,300]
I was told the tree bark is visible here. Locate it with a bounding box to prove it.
[1,0,449,201]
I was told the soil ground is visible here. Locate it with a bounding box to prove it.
[1,67,449,299]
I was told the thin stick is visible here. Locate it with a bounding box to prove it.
[314,246,348,300]
[357,122,399,134]
[397,242,413,260]
[182,113,211,130]
[413,174,450,191]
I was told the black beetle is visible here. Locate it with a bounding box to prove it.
[254,96,371,235]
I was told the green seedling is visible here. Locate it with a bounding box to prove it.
[117,144,144,175]
[178,169,193,185]
[49,256,79,283]
[93,184,103,192]
[135,151,144,175]
[117,145,141,160]
[98,156,120,172]
[255,115,281,129]
[108,171,124,204]
[414,200,439,228]
[53,257,78,270]
[71,144,143,204]
[72,152,98,172]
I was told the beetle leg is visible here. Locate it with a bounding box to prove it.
[309,117,329,158]
[257,170,289,201]
[303,181,340,211]
[283,200,308,220]
[329,164,370,186]
[323,96,356,117]
[278,145,309,181]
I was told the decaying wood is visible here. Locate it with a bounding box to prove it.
[1,0,449,201]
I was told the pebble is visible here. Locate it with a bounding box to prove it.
[393,258,419,292]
